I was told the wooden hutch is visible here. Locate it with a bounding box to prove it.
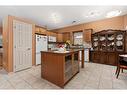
[90,29,126,66]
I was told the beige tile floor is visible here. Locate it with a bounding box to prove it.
[0,63,127,89]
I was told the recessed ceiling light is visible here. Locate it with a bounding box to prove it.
[85,11,100,18]
[51,13,61,24]
[106,10,122,18]
[72,21,76,24]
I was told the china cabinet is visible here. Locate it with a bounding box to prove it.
[90,29,126,66]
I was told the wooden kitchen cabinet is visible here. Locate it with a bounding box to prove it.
[47,31,57,37]
[63,32,70,42]
[107,52,117,65]
[83,29,92,42]
[90,51,100,63]
[99,52,107,64]
[57,33,63,42]
[35,26,46,35]
[90,51,123,66]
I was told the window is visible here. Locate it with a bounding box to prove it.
[73,31,83,45]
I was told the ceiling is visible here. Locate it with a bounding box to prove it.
[0,6,127,30]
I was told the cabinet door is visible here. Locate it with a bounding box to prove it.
[47,31,57,37]
[107,52,116,65]
[92,52,100,63]
[83,29,92,42]
[100,52,107,64]
[35,26,46,34]
[40,28,46,34]
[57,33,63,42]
[63,33,70,42]
[35,27,40,33]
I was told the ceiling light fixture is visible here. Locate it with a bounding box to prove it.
[51,13,61,24]
[106,10,122,18]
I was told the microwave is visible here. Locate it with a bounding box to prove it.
[48,36,56,42]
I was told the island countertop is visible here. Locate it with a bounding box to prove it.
[41,49,84,55]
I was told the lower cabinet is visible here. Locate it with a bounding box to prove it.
[91,51,100,63]
[100,52,107,64]
[90,51,121,66]
[107,52,117,65]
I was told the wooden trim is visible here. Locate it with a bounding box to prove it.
[35,25,46,29]
[35,33,46,36]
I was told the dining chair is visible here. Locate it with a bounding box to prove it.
[116,56,127,78]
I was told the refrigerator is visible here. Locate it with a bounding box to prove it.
[36,34,48,65]
[84,49,89,62]
[79,49,89,62]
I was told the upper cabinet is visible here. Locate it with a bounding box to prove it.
[63,32,70,42]
[47,31,57,37]
[35,26,47,35]
[35,26,57,38]
[57,33,63,42]
[83,29,93,43]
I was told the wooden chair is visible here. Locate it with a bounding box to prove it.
[116,56,127,78]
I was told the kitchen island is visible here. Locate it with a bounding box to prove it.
[41,49,84,88]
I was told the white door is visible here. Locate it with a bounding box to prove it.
[13,20,32,72]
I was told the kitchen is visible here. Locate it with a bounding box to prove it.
[0,6,127,89]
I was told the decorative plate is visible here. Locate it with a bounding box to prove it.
[93,37,98,41]
[116,34,123,40]
[100,36,105,41]
[116,41,123,46]
[93,42,98,47]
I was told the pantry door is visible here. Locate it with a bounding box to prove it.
[13,20,32,72]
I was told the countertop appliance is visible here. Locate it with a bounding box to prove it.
[36,34,48,65]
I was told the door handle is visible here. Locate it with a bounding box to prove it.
[27,48,31,50]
